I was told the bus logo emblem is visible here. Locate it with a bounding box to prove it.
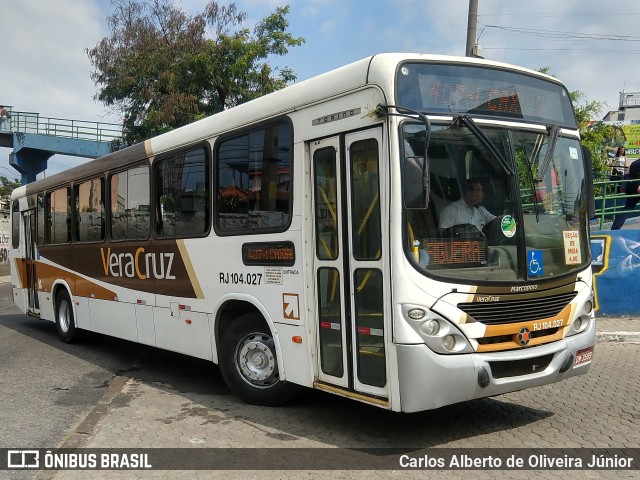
[517,327,531,346]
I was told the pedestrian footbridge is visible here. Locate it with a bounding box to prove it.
[0,106,122,184]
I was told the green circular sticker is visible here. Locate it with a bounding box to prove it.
[501,215,516,238]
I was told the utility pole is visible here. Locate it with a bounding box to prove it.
[466,0,478,57]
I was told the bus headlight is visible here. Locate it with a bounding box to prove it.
[401,304,473,354]
[567,296,594,337]
[584,300,593,314]
[570,316,589,334]
[443,335,456,351]
[574,317,582,330]
[421,319,440,336]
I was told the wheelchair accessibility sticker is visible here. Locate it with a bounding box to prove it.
[528,250,544,276]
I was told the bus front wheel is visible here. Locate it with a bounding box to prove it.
[219,313,297,406]
[55,290,78,343]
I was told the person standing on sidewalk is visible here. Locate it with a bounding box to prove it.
[612,157,640,229]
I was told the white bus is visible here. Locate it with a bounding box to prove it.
[10,53,596,412]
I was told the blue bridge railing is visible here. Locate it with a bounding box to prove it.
[1,109,122,144]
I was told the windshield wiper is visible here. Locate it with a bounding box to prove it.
[522,140,541,222]
[377,104,432,205]
[537,124,559,182]
[454,115,514,176]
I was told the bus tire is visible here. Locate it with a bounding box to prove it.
[219,313,297,406]
[55,290,78,344]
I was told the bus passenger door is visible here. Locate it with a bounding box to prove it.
[311,128,388,399]
[22,209,39,314]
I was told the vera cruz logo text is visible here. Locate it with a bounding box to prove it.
[100,247,176,280]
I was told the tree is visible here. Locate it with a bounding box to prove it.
[538,67,617,181]
[87,0,304,144]
[0,175,21,205]
[572,92,621,181]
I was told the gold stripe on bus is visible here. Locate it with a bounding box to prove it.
[36,263,117,300]
[176,240,204,299]
[313,382,389,407]
[32,262,67,293]
[13,258,27,289]
[475,302,573,353]
[74,274,119,300]
[476,329,565,353]
[144,139,154,160]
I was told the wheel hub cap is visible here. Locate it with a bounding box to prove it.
[236,335,278,385]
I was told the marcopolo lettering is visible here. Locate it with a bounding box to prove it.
[100,247,175,280]
[510,284,538,293]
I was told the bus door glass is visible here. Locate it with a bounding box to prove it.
[311,128,388,398]
[22,209,39,313]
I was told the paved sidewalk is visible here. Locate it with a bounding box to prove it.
[594,316,640,343]
[1,275,638,343]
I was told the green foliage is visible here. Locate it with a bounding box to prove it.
[0,176,21,203]
[571,90,620,181]
[538,67,616,182]
[87,0,304,144]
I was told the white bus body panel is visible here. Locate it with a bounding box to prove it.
[154,308,212,360]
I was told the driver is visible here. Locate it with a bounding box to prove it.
[439,180,496,235]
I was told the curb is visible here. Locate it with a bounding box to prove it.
[596,331,640,344]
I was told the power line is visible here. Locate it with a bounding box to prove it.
[480,23,640,42]
[0,166,20,181]
[479,12,640,18]
[483,47,640,54]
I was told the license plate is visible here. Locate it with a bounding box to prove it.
[574,346,594,365]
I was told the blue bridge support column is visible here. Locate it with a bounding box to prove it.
[10,149,52,184]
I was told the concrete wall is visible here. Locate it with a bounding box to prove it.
[591,229,640,316]
[0,215,9,277]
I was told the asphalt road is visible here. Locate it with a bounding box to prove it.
[0,282,142,480]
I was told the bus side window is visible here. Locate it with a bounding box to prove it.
[216,120,292,234]
[110,165,149,241]
[155,147,209,238]
[47,187,71,244]
[36,193,45,246]
[76,178,105,242]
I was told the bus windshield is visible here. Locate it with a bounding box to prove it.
[403,122,589,283]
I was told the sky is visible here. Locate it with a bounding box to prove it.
[1,0,638,180]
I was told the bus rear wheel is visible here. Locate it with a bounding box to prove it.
[219,313,296,406]
[55,290,79,343]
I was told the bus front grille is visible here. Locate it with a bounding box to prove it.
[458,292,577,325]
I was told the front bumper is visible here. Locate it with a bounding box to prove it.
[396,317,596,413]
